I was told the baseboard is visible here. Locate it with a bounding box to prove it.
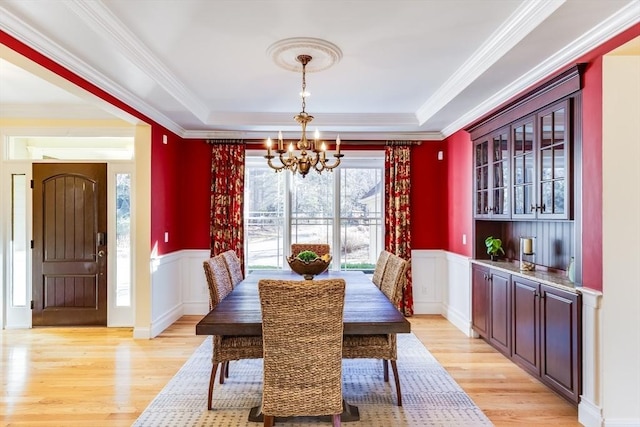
[150,304,183,338]
[443,302,474,337]
[182,301,209,316]
[413,301,442,314]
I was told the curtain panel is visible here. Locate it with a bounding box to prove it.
[384,144,413,316]
[208,140,246,271]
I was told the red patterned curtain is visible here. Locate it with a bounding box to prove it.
[385,143,413,316]
[209,140,245,271]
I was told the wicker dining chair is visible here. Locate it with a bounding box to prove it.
[203,256,263,410]
[258,278,346,427]
[371,250,392,288]
[290,243,330,257]
[342,254,408,406]
[220,249,244,287]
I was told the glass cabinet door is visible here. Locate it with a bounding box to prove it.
[491,130,510,218]
[475,139,490,217]
[538,101,569,219]
[512,117,536,219]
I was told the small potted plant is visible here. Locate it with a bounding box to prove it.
[485,236,505,261]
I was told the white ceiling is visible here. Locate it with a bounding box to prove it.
[0,0,638,141]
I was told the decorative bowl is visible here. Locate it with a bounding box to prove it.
[287,255,331,280]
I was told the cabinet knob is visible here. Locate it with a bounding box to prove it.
[531,204,537,212]
[540,203,546,213]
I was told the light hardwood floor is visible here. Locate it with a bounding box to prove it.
[0,314,580,426]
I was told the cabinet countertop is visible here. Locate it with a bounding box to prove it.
[471,259,581,294]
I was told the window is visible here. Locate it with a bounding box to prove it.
[11,174,28,307]
[244,151,384,272]
[115,173,131,306]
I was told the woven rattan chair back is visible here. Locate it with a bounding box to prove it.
[371,250,392,288]
[290,243,330,257]
[220,249,244,287]
[203,256,262,411]
[380,254,408,307]
[258,278,345,426]
[209,255,233,303]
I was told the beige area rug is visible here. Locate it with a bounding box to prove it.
[133,333,493,426]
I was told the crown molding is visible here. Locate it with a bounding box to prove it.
[205,111,420,128]
[415,0,565,126]
[440,1,640,138]
[0,2,186,136]
[64,0,210,123]
[183,129,443,141]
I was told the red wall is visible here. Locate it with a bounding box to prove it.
[410,142,448,249]
[178,139,212,249]
[445,130,473,257]
[581,59,604,291]
[151,130,181,254]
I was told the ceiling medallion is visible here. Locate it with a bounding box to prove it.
[267,37,342,73]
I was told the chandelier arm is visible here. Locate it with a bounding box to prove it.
[265,155,288,172]
[319,154,344,171]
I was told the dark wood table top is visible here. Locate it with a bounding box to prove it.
[196,270,411,336]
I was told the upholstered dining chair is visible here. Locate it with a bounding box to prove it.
[342,253,408,406]
[290,243,330,257]
[371,250,392,288]
[258,278,346,427]
[202,256,263,410]
[220,249,244,287]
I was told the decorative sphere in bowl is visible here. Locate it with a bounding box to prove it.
[287,254,331,280]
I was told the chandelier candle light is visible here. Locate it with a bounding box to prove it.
[265,54,343,178]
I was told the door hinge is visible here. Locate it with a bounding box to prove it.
[30,179,34,189]
[30,300,34,309]
[30,240,34,249]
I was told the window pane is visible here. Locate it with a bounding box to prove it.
[11,175,27,307]
[291,171,333,245]
[116,173,131,307]
[245,168,285,270]
[340,167,383,270]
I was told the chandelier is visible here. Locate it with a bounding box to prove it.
[265,54,342,178]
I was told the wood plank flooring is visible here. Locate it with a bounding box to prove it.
[0,315,580,426]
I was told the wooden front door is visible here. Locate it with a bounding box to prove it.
[32,163,107,326]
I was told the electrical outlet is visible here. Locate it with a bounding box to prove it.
[164,232,169,243]
[462,234,467,245]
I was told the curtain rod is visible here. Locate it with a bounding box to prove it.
[234,139,422,146]
[205,139,245,145]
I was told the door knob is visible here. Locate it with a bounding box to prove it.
[97,250,105,258]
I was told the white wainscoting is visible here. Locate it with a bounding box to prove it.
[411,250,473,337]
[144,249,210,338]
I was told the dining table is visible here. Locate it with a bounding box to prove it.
[196,269,411,422]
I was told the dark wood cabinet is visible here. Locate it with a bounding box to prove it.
[512,276,541,374]
[471,264,490,338]
[488,270,511,356]
[471,263,581,405]
[540,284,581,403]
